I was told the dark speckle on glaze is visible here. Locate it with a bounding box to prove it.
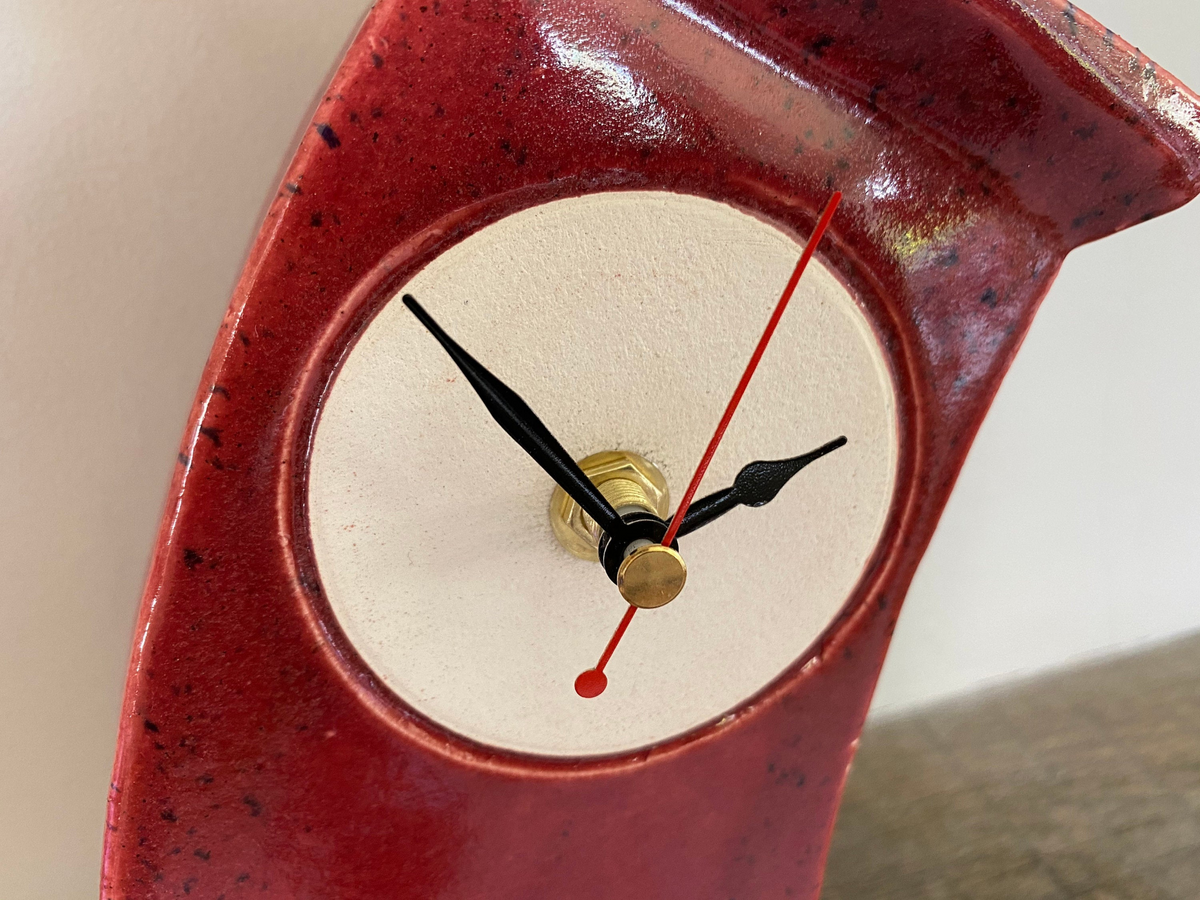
[314,123,341,149]
[807,34,836,59]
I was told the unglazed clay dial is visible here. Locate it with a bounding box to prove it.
[308,191,898,756]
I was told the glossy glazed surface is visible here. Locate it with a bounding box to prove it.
[104,0,1200,897]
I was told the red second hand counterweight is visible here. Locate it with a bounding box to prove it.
[575,191,843,699]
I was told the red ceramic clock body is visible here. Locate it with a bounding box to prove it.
[103,0,1200,897]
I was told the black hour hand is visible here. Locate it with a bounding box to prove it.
[402,295,631,544]
[672,437,848,538]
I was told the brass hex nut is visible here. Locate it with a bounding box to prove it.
[549,450,670,560]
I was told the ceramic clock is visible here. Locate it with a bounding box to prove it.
[103,0,1200,897]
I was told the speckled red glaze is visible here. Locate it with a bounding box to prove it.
[103,1,1200,897]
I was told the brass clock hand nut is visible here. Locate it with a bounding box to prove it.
[550,450,670,560]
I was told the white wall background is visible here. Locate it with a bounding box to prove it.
[871,1,1200,713]
[0,1,1195,896]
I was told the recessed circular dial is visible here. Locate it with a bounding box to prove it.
[308,191,898,757]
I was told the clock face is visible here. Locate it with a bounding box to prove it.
[308,191,898,757]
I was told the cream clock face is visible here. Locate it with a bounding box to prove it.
[308,191,898,757]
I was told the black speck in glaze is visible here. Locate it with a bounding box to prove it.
[314,123,341,149]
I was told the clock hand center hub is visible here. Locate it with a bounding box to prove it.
[617,543,688,609]
[549,449,688,609]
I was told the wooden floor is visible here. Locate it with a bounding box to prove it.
[822,633,1200,900]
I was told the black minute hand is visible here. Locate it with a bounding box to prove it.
[671,436,848,538]
[403,294,631,544]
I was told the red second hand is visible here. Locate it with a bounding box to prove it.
[575,191,843,700]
